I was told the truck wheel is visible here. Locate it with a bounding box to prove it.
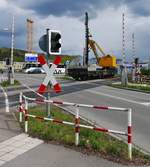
[80,76,87,81]
[73,77,79,80]
[100,74,104,79]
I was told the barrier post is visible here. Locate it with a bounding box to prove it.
[128,108,132,160]
[75,106,80,146]
[25,99,28,133]
[19,92,23,122]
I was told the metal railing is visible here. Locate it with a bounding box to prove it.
[19,92,132,160]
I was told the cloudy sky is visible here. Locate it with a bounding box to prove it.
[0,0,150,61]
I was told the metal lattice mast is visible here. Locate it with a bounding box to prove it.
[122,13,126,65]
[132,33,135,61]
[121,13,128,86]
[27,18,34,53]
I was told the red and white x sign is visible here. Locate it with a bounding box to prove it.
[37,54,61,94]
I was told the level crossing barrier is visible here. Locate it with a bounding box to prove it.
[19,92,132,160]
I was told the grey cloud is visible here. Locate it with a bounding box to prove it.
[7,0,123,18]
[2,0,150,60]
[7,0,150,18]
[126,0,150,16]
[0,7,28,50]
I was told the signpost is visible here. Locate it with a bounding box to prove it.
[37,54,61,94]
[39,34,47,52]
[25,53,38,62]
[38,28,62,117]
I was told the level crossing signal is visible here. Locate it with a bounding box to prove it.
[49,30,61,55]
[6,58,10,65]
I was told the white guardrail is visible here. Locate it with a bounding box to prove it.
[19,92,132,160]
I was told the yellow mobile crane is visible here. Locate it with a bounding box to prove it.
[67,12,117,80]
[88,39,117,68]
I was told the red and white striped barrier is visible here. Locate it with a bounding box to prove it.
[19,93,132,160]
[38,54,61,94]
[22,96,128,112]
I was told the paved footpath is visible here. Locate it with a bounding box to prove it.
[0,108,21,142]
[1,143,137,167]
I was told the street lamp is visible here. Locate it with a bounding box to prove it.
[10,15,15,84]
[0,16,15,84]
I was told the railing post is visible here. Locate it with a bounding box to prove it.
[19,92,23,122]
[128,108,132,160]
[75,106,80,146]
[25,99,28,133]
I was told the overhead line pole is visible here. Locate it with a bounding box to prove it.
[84,12,89,67]
[121,13,128,86]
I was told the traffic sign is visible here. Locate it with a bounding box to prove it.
[37,54,61,94]
[25,53,38,62]
[39,34,47,52]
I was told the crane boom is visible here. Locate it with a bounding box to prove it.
[88,38,116,68]
[88,40,100,63]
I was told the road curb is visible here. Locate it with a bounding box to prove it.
[109,84,150,94]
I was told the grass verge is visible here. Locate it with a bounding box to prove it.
[56,75,74,81]
[110,82,150,93]
[0,79,20,87]
[17,104,150,165]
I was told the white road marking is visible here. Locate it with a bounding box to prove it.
[0,86,9,112]
[0,133,43,166]
[141,102,150,106]
[85,89,150,106]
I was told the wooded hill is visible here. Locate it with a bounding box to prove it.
[0,47,78,64]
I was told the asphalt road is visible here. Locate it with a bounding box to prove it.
[2,73,149,152]
[0,72,150,166]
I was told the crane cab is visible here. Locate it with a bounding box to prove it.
[99,55,117,68]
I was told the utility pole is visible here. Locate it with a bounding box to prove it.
[10,15,15,84]
[121,13,128,86]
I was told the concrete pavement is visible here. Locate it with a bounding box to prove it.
[1,142,137,167]
[0,108,21,143]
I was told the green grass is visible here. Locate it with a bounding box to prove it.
[0,79,20,87]
[111,83,150,92]
[17,104,150,165]
[57,75,74,81]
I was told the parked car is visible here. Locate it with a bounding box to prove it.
[49,64,66,74]
[24,67,45,74]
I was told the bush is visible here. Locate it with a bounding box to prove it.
[0,79,20,87]
[141,69,150,76]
